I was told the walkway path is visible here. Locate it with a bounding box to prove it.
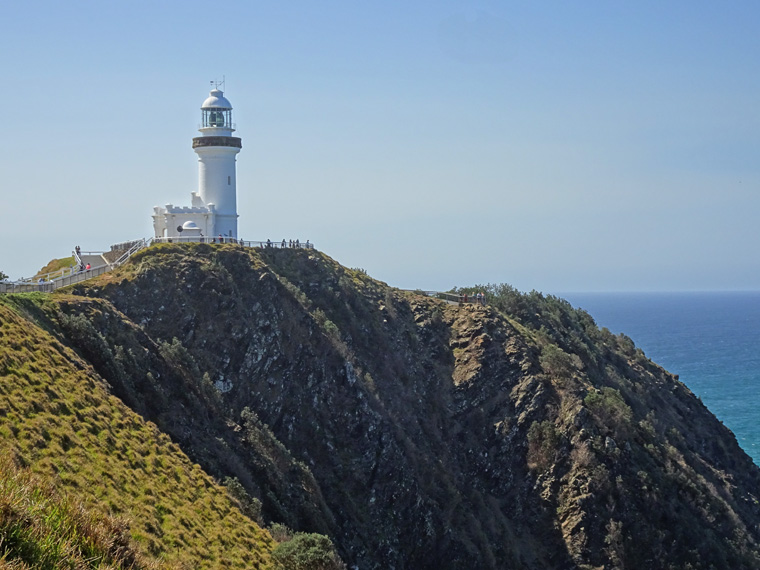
[0,237,316,294]
[2,240,485,308]
[79,254,108,270]
[400,290,487,306]
[0,239,148,294]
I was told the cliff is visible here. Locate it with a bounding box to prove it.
[2,242,759,569]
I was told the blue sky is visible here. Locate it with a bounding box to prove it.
[1,1,759,291]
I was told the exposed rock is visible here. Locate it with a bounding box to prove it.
[25,243,760,569]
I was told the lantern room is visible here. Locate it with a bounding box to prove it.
[200,89,235,132]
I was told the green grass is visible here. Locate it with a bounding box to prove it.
[33,257,76,280]
[0,299,275,569]
[0,452,159,569]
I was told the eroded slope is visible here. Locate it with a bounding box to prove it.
[70,244,760,569]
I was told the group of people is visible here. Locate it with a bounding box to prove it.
[459,291,487,306]
[265,239,312,249]
[74,246,91,273]
[197,234,237,244]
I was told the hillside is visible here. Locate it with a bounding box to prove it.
[0,294,275,568]
[3,242,760,569]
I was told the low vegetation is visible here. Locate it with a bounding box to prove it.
[0,453,163,569]
[0,297,274,569]
[0,245,758,569]
[268,525,346,570]
[34,257,76,280]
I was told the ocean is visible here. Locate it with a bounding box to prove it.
[559,292,760,466]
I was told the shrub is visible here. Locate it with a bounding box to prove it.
[268,523,294,543]
[540,344,581,380]
[271,532,346,570]
[584,387,633,437]
[323,319,339,337]
[527,420,560,471]
[158,337,199,376]
[223,476,263,523]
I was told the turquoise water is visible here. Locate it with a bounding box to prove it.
[560,292,760,465]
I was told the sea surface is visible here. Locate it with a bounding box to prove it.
[559,292,760,466]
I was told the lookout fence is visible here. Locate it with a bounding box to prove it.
[0,237,314,294]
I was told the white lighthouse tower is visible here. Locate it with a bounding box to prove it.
[194,88,241,237]
[152,86,243,239]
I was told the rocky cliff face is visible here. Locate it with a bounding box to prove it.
[29,243,760,568]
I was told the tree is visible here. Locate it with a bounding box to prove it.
[0,270,7,281]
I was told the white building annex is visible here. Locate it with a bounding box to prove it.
[152,87,242,239]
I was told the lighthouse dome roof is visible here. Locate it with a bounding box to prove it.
[182,221,199,230]
[202,89,232,109]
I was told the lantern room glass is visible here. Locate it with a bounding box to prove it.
[202,108,232,128]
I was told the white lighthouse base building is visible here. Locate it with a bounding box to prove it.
[152,194,221,240]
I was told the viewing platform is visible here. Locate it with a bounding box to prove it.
[401,290,488,306]
[2,238,482,307]
[151,236,314,248]
[1,238,482,307]
[0,237,315,294]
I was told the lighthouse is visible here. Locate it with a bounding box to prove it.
[152,86,243,239]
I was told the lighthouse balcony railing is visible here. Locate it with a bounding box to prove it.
[198,123,236,131]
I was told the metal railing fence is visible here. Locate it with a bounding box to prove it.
[1,236,317,294]
[399,290,488,306]
[151,236,314,249]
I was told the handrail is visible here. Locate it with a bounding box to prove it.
[151,236,315,249]
[17,249,108,284]
[0,236,317,294]
[399,289,487,306]
[24,265,78,284]
[1,241,147,294]
[109,239,143,253]
[112,238,148,266]
[0,264,110,294]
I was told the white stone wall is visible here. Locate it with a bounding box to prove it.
[152,206,216,238]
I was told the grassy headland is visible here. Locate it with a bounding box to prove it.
[0,295,274,568]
